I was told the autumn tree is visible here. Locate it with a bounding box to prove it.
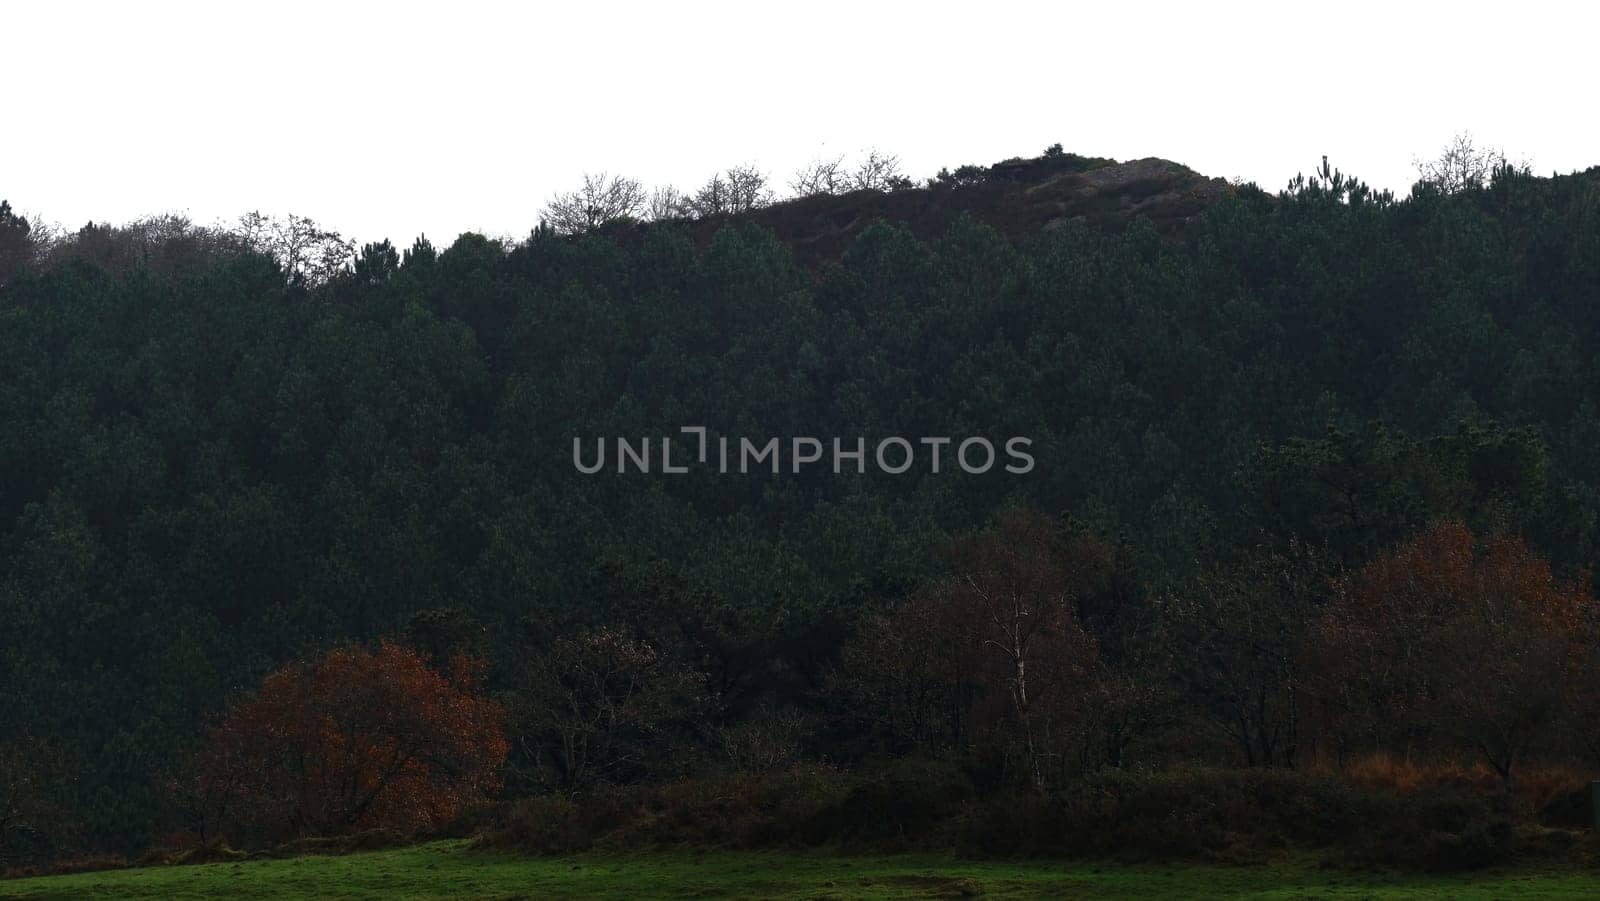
[509,628,702,791]
[839,509,1099,788]
[1311,521,1590,783]
[187,642,507,845]
[541,172,648,234]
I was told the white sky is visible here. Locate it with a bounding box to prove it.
[6,0,1596,247]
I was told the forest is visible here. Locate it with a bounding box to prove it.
[3,143,1600,870]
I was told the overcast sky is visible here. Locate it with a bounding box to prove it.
[7,1,1596,247]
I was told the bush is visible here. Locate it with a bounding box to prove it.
[831,758,977,847]
[481,764,1522,871]
[43,854,128,876]
[135,840,248,867]
[1038,767,1513,870]
[479,765,852,852]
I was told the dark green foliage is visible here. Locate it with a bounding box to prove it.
[479,764,1514,871]
[2,161,1600,858]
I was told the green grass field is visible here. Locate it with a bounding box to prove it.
[2,841,1597,899]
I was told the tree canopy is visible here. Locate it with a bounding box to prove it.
[3,152,1600,857]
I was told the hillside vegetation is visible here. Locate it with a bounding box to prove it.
[3,147,1600,864]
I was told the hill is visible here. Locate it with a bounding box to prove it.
[4,150,1600,864]
[633,151,1232,265]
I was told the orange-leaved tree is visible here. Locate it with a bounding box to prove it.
[1310,520,1590,783]
[188,641,507,845]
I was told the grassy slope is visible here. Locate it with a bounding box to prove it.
[3,841,1597,900]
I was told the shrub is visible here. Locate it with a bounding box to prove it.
[44,854,128,876]
[479,763,1518,870]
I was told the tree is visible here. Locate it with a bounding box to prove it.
[541,172,648,234]
[837,586,987,758]
[647,186,690,222]
[790,156,847,197]
[686,165,773,217]
[723,164,772,212]
[1252,422,1561,570]
[1162,542,1333,768]
[930,164,986,189]
[509,628,701,791]
[1414,132,1524,194]
[0,742,53,867]
[838,509,1098,788]
[949,509,1101,787]
[851,149,912,192]
[1562,617,1600,767]
[1059,528,1171,770]
[1311,521,1589,783]
[404,606,488,677]
[352,240,401,285]
[0,200,38,285]
[187,642,506,845]
[236,211,354,286]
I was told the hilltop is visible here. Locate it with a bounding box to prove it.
[5,147,1600,868]
[623,151,1233,265]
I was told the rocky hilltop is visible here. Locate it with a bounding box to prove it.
[659,152,1233,265]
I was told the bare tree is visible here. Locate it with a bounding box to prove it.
[686,165,772,217]
[0,201,55,286]
[236,211,355,286]
[647,186,691,222]
[851,149,911,192]
[724,164,772,212]
[790,155,847,197]
[715,704,807,773]
[120,213,245,269]
[687,173,729,218]
[541,173,648,235]
[510,628,700,790]
[26,212,248,278]
[1161,543,1330,769]
[1414,132,1526,193]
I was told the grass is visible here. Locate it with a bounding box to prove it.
[4,841,1600,899]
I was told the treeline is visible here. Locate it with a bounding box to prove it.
[2,150,1600,862]
[152,510,1600,865]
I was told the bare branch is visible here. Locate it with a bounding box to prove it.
[1414,132,1529,194]
[789,155,847,197]
[851,149,911,192]
[542,173,649,235]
